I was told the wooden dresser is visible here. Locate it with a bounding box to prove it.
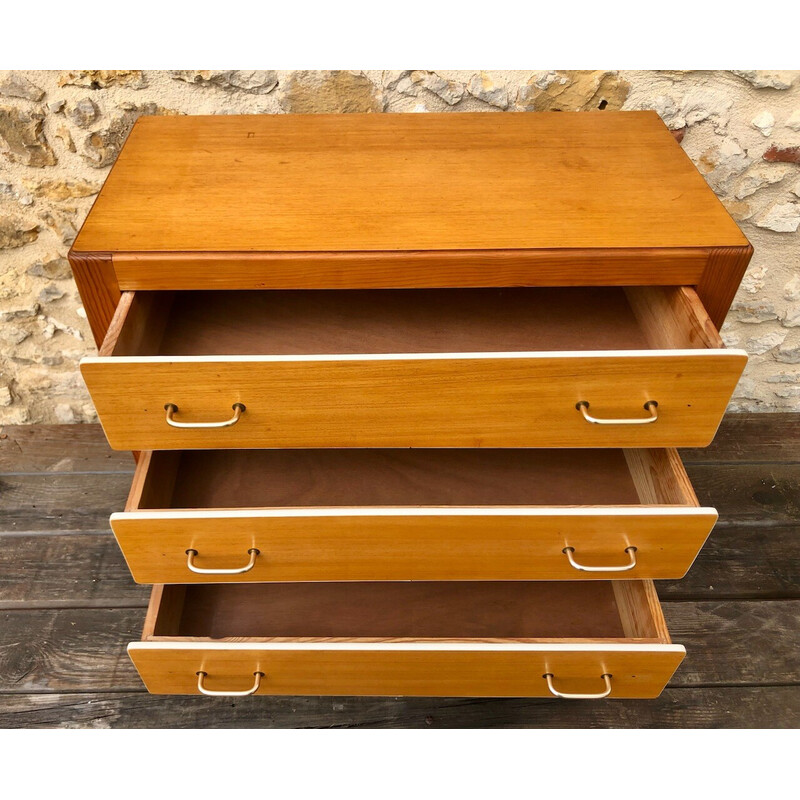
[70,111,750,700]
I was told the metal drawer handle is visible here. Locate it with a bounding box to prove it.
[563,546,637,573]
[186,548,259,575]
[196,671,264,697]
[544,673,612,699]
[165,402,245,429]
[576,400,658,425]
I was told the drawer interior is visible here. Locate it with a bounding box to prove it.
[144,580,671,642]
[128,447,697,511]
[102,285,724,358]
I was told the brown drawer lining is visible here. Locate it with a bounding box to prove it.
[171,581,629,640]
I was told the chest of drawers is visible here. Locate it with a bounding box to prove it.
[70,111,750,700]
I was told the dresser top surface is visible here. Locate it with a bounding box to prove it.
[73,111,748,254]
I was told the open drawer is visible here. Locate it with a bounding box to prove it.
[112,447,715,583]
[129,580,684,698]
[81,286,746,450]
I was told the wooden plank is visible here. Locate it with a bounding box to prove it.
[1,413,792,473]
[0,473,131,533]
[680,413,800,464]
[2,521,794,611]
[1,601,796,693]
[0,425,134,473]
[658,524,800,600]
[0,533,147,609]
[0,687,796,729]
[663,601,800,687]
[7,452,789,536]
[684,463,800,525]
[0,608,143,692]
[0,522,793,611]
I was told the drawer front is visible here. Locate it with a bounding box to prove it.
[128,642,685,698]
[111,508,717,584]
[82,351,746,450]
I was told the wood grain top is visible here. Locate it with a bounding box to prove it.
[73,111,748,254]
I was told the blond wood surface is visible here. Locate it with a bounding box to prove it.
[112,507,717,584]
[73,112,747,254]
[624,448,701,506]
[624,286,724,350]
[613,580,672,640]
[81,350,746,450]
[128,643,685,697]
[110,249,710,292]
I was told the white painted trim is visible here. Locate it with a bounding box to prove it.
[81,348,748,367]
[111,506,718,523]
[129,641,686,654]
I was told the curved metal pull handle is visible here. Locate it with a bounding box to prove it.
[196,671,264,697]
[576,400,658,425]
[165,402,245,429]
[563,546,637,573]
[186,548,259,575]
[544,673,612,699]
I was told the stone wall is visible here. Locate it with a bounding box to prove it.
[1,69,799,423]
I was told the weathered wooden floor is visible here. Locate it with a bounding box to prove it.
[0,416,798,728]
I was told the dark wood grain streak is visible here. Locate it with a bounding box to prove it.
[1,687,796,729]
